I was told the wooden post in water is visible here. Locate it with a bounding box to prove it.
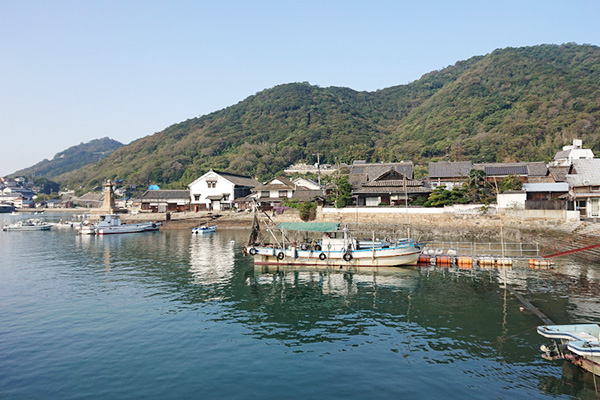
[372,231,375,260]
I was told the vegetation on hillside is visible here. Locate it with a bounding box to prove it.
[12,138,123,180]
[56,44,600,190]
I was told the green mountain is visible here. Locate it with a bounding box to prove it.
[61,43,600,189]
[12,137,123,180]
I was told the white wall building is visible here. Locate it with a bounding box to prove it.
[188,170,259,211]
[292,177,321,190]
[497,192,526,209]
[551,139,594,167]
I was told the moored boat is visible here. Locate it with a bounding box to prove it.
[538,324,600,377]
[78,214,161,235]
[192,224,218,234]
[2,219,52,231]
[0,203,15,213]
[244,218,421,268]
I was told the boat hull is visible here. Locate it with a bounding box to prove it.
[192,225,217,234]
[97,222,159,235]
[538,324,600,377]
[247,246,420,267]
[3,224,51,231]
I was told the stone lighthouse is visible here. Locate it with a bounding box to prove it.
[95,179,116,214]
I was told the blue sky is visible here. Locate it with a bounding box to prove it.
[1,0,599,176]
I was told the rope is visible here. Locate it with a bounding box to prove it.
[489,326,538,345]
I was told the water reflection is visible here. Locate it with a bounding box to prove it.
[189,234,235,285]
[5,228,600,399]
[253,265,419,297]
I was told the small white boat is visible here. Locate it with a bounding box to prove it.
[538,324,600,377]
[192,224,218,234]
[79,214,161,235]
[2,219,52,231]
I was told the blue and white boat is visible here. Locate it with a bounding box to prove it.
[245,220,421,268]
[2,218,52,231]
[78,214,161,235]
[192,224,218,234]
[538,324,600,377]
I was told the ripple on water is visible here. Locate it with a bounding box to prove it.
[0,228,598,399]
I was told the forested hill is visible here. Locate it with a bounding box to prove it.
[12,137,123,180]
[60,43,600,189]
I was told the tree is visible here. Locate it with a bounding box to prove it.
[424,185,469,207]
[499,174,522,192]
[328,175,353,208]
[299,201,316,221]
[466,170,495,204]
[33,178,60,194]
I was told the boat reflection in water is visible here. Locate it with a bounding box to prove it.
[253,265,419,297]
[189,233,235,286]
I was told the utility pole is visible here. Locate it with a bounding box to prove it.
[314,153,321,186]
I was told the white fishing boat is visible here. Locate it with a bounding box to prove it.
[538,324,600,377]
[192,224,218,234]
[2,219,52,231]
[244,218,422,268]
[78,214,161,235]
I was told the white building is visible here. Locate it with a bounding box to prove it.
[188,170,260,211]
[551,139,594,167]
[250,176,296,208]
[565,159,600,218]
[292,177,321,190]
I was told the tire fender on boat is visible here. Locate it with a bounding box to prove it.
[318,253,327,260]
[343,253,353,262]
[277,252,285,260]
[249,248,257,255]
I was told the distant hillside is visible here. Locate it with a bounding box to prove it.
[12,137,123,180]
[61,43,600,189]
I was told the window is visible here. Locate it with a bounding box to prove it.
[207,181,216,189]
[261,191,270,198]
[590,198,600,218]
[366,197,380,207]
[194,195,200,201]
[223,194,229,201]
[279,190,288,198]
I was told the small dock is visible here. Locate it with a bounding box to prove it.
[420,241,554,268]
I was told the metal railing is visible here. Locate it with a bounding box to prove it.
[422,241,540,258]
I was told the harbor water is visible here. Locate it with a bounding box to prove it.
[1,214,599,399]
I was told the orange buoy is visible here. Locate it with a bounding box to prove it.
[528,259,554,269]
[456,256,473,269]
[418,254,431,264]
[478,257,495,268]
[435,255,453,267]
[496,258,513,267]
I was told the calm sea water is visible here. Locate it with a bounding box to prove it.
[1,213,599,399]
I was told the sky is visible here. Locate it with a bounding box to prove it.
[1,0,599,176]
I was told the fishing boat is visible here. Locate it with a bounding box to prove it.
[2,219,52,231]
[244,217,422,268]
[192,224,218,234]
[78,214,161,235]
[538,324,600,377]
